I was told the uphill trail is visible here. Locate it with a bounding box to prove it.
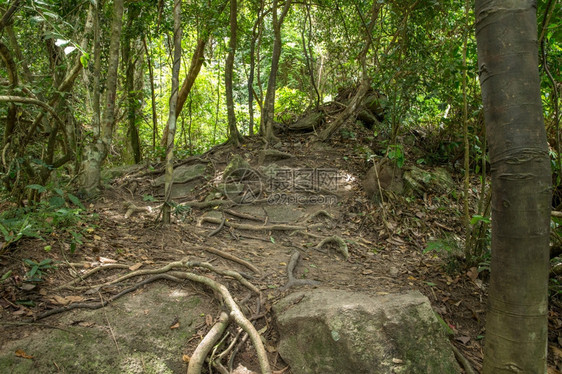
[1,128,490,373]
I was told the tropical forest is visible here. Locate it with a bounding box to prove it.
[0,0,561,373]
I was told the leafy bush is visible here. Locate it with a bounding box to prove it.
[0,184,96,254]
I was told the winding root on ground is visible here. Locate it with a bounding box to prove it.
[302,210,334,223]
[200,215,321,231]
[194,246,261,275]
[35,264,271,374]
[171,271,272,374]
[187,312,231,374]
[315,235,349,260]
[282,250,321,290]
[451,344,477,374]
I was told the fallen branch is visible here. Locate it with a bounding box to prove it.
[187,312,231,374]
[281,250,321,290]
[315,235,349,260]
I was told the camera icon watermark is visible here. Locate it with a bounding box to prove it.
[222,168,264,204]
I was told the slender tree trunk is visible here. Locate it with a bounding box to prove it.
[225,0,241,146]
[0,42,18,147]
[162,0,182,224]
[475,1,551,372]
[262,0,292,144]
[160,37,208,147]
[123,5,141,164]
[248,3,264,136]
[143,36,158,153]
[82,0,124,195]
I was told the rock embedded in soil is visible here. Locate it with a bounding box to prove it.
[274,288,461,374]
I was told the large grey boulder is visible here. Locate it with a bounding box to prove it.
[274,289,461,374]
[151,163,208,187]
[403,166,455,196]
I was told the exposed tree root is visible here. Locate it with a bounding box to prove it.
[224,209,266,222]
[170,271,271,374]
[35,266,272,374]
[187,312,231,374]
[281,250,321,290]
[302,209,334,223]
[60,259,260,296]
[33,273,183,320]
[195,246,261,275]
[451,344,477,374]
[123,201,151,219]
[315,235,349,260]
[55,263,130,291]
[208,216,226,237]
[200,215,321,231]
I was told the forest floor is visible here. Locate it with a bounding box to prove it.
[1,122,561,373]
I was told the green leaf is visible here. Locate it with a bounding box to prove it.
[49,196,65,209]
[470,215,490,225]
[67,193,85,209]
[270,236,275,243]
[26,184,47,193]
[1,270,12,282]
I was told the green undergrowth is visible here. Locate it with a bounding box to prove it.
[0,184,97,255]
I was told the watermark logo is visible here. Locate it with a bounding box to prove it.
[222,168,263,204]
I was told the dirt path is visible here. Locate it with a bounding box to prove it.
[1,133,489,373]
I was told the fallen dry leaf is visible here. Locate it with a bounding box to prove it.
[205,314,213,326]
[182,355,190,363]
[129,263,143,271]
[15,349,33,359]
[98,257,117,264]
[170,322,180,329]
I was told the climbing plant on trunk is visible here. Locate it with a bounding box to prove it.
[474,1,551,372]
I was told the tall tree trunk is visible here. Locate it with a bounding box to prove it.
[475,1,551,372]
[123,4,141,164]
[162,0,182,224]
[247,2,264,136]
[82,0,124,195]
[160,37,208,147]
[143,35,158,153]
[225,0,241,146]
[262,0,292,144]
